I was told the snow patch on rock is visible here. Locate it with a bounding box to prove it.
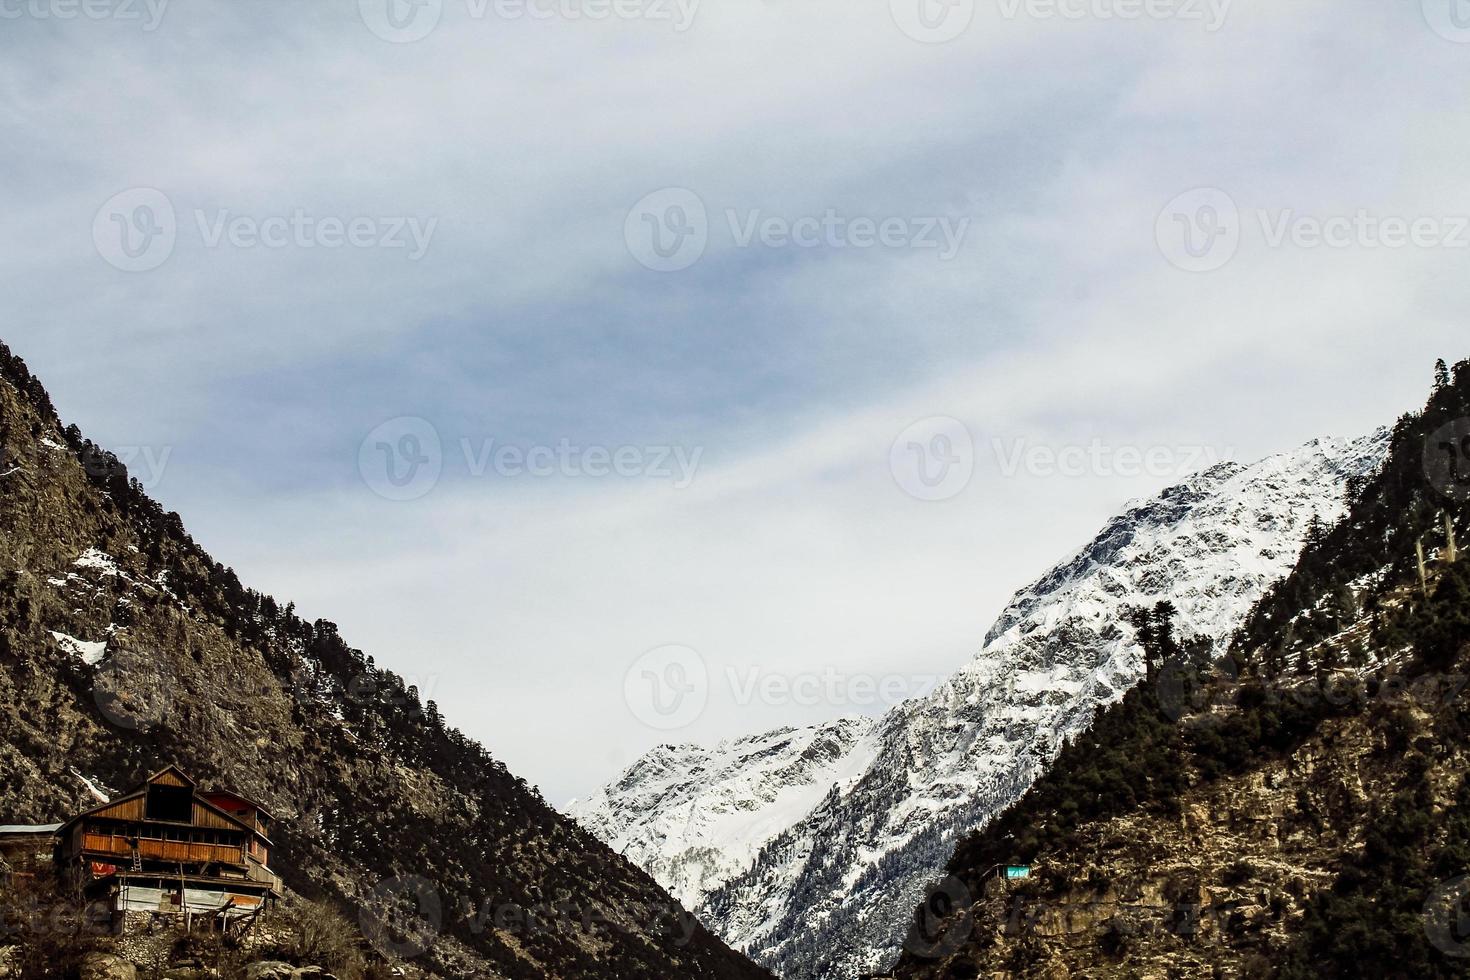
[51,630,107,665]
[70,768,112,802]
[73,548,121,577]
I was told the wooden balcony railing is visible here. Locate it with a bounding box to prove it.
[245,858,285,896]
[81,833,246,868]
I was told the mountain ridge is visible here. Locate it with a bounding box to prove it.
[577,430,1390,978]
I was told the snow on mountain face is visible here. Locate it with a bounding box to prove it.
[568,716,878,910]
[575,432,1390,980]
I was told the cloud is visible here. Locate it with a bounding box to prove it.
[1,0,1466,802]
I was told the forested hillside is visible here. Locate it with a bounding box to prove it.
[0,339,773,980]
[893,358,1470,979]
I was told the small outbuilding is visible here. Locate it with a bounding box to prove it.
[0,823,64,880]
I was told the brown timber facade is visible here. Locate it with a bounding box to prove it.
[56,765,282,933]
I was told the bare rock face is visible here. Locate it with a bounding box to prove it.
[577,432,1389,979]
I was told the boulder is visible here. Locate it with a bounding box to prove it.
[241,965,337,980]
[79,953,137,980]
[243,964,296,980]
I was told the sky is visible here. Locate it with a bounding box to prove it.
[2,0,1469,805]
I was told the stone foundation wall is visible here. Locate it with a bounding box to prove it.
[110,929,176,973]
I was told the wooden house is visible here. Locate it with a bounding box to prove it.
[55,765,282,933]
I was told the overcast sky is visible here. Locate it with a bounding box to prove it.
[3,0,1468,805]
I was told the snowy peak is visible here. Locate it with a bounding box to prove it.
[568,716,877,910]
[980,431,1389,661]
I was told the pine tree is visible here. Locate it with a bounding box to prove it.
[1417,560,1470,668]
[1434,358,1451,390]
[1303,511,1327,552]
[1153,600,1181,659]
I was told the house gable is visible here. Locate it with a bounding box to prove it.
[146,765,194,789]
[60,767,256,839]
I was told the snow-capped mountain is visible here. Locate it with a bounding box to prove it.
[570,717,877,910]
[572,432,1390,979]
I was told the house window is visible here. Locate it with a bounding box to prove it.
[145,785,192,823]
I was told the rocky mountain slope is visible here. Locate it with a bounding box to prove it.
[579,432,1390,979]
[569,717,878,911]
[892,358,1470,979]
[0,339,773,980]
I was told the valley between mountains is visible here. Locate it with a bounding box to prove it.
[4,340,1469,980]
